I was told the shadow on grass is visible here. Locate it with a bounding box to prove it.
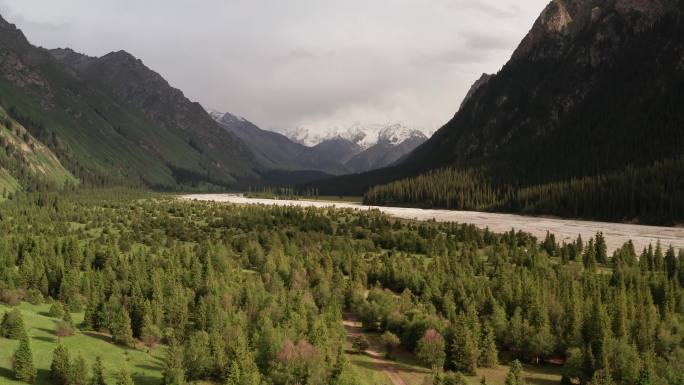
[131,372,163,385]
[34,336,55,343]
[0,367,52,385]
[81,331,113,344]
[350,353,427,375]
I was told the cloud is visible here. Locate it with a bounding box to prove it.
[0,0,548,135]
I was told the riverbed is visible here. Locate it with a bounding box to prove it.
[182,194,684,253]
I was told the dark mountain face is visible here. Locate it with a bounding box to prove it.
[0,13,259,188]
[311,137,363,165]
[210,111,348,175]
[408,0,684,185]
[345,133,427,173]
[312,0,684,195]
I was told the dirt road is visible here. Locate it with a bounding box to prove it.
[343,318,409,385]
[182,194,684,253]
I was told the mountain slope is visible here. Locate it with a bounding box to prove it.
[312,0,684,223]
[0,14,258,189]
[209,110,348,175]
[346,129,427,173]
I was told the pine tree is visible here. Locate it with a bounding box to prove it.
[505,360,524,385]
[451,315,479,375]
[111,306,134,346]
[163,338,186,385]
[116,368,135,385]
[13,337,37,383]
[1,308,27,339]
[224,361,241,385]
[69,355,89,385]
[479,325,498,368]
[90,356,106,385]
[50,344,71,385]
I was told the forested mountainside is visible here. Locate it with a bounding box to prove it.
[0,14,260,191]
[314,0,684,224]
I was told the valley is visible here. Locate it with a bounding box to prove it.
[183,194,684,254]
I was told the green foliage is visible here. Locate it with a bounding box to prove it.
[69,355,89,385]
[381,331,401,359]
[90,356,106,385]
[13,337,37,383]
[417,329,446,371]
[48,303,65,318]
[1,308,27,339]
[364,154,684,225]
[505,360,524,385]
[116,368,135,385]
[50,344,71,385]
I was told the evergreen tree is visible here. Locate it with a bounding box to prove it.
[111,306,134,346]
[1,308,27,339]
[504,360,524,385]
[69,355,89,385]
[417,329,446,371]
[13,337,37,383]
[50,344,71,385]
[116,368,135,385]
[90,356,106,385]
[479,325,498,368]
[451,315,479,375]
[162,338,186,385]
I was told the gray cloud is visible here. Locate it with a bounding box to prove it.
[0,0,548,134]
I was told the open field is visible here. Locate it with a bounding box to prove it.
[183,194,684,253]
[0,303,163,385]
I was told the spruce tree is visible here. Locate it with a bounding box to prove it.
[1,308,27,339]
[163,338,186,385]
[111,306,134,346]
[90,356,106,385]
[451,315,479,375]
[50,344,71,385]
[69,355,89,385]
[479,325,498,368]
[504,360,524,385]
[116,368,135,385]
[13,337,37,383]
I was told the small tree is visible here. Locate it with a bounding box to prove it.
[69,355,89,385]
[416,329,446,371]
[352,335,370,353]
[55,320,74,338]
[116,367,135,385]
[111,307,134,346]
[1,308,27,339]
[13,337,37,383]
[505,360,524,385]
[381,331,401,359]
[50,344,71,385]
[90,356,106,385]
[49,303,65,318]
[479,325,498,368]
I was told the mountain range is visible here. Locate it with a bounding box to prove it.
[0,12,429,192]
[209,111,429,174]
[308,0,684,223]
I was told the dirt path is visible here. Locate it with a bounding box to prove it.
[182,194,684,253]
[343,318,409,385]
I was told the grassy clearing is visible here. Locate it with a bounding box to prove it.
[0,302,164,385]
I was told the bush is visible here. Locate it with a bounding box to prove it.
[352,335,370,353]
[48,303,65,319]
[55,321,74,338]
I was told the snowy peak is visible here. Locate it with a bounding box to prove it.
[284,123,429,149]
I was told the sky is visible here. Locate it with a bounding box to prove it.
[0,0,548,135]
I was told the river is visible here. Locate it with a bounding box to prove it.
[182,194,684,254]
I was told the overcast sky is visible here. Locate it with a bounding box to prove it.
[0,0,547,134]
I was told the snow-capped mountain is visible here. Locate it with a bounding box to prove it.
[283,123,430,150]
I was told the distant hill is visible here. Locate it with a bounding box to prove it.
[312,0,684,224]
[208,110,347,176]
